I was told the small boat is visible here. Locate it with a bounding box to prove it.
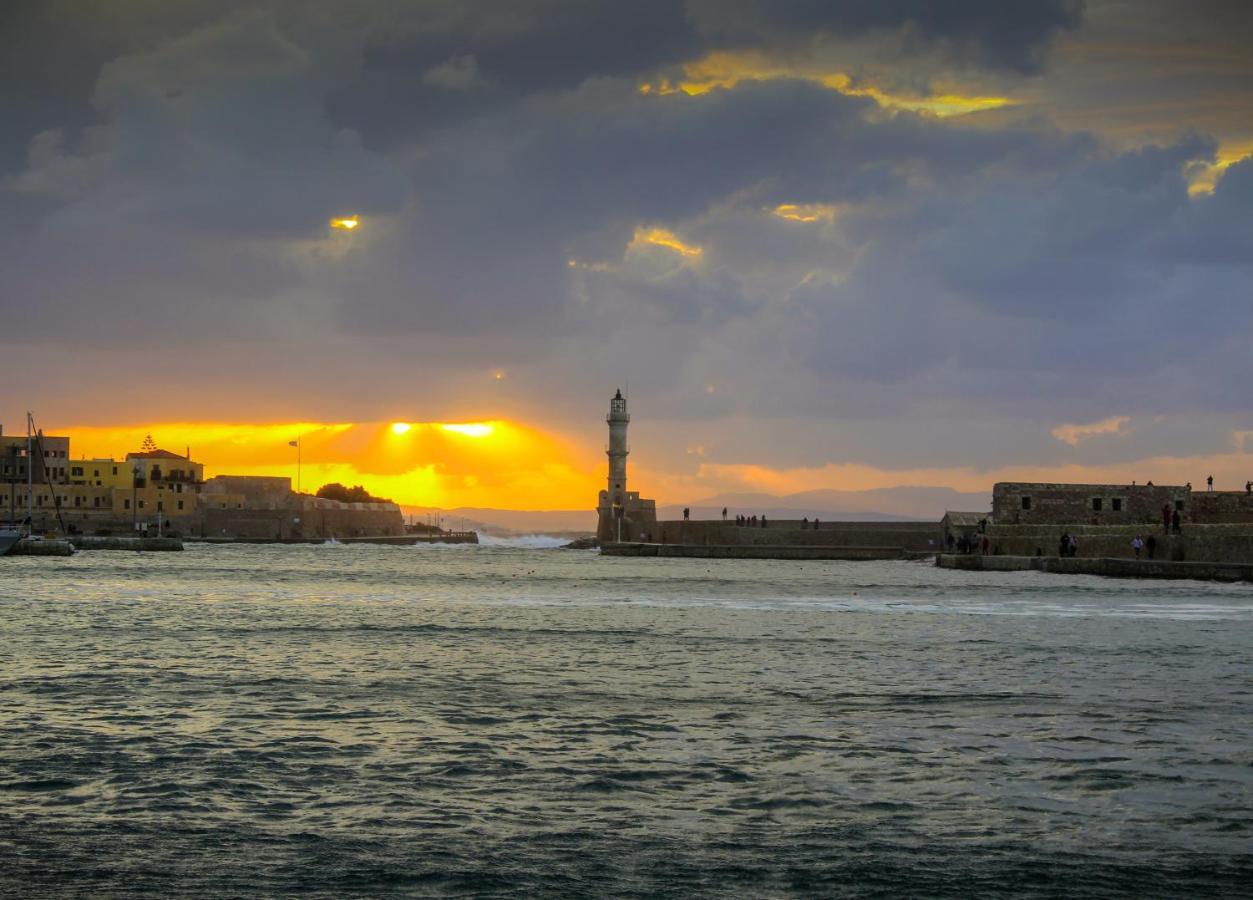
[0,527,22,556]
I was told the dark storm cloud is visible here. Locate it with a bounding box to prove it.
[686,0,1084,73]
[2,0,1251,475]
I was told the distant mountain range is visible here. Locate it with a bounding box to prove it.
[403,486,991,536]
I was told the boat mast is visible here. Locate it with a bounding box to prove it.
[25,412,33,537]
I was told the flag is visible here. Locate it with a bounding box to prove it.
[288,440,298,447]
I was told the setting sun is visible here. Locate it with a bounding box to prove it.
[391,422,412,435]
[439,423,494,438]
[330,215,360,230]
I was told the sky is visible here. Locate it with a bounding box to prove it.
[2,0,1252,511]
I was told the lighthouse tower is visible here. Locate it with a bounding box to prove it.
[606,389,629,500]
[596,388,656,542]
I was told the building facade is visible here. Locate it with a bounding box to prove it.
[2,430,402,538]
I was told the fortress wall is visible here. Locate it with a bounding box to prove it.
[1189,491,1253,523]
[982,524,1253,563]
[653,520,941,550]
[992,483,1187,526]
[938,554,1253,583]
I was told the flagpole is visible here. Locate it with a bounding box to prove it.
[290,436,302,494]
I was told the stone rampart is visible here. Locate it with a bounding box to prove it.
[993,482,1187,526]
[981,523,1253,564]
[603,542,908,560]
[652,520,941,550]
[938,553,1253,583]
[1188,491,1253,523]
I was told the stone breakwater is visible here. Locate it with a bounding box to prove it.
[602,542,912,560]
[937,553,1253,583]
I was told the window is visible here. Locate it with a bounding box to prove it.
[112,467,118,476]
[124,499,130,510]
[1092,498,1103,511]
[1112,498,1122,512]
[1021,496,1032,510]
[177,500,184,510]
[93,469,100,477]
[1176,499,1185,511]
[74,496,81,507]
[138,500,145,509]
[93,497,101,507]
[71,466,83,477]
[157,501,163,512]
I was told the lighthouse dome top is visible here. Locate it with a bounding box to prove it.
[609,389,628,418]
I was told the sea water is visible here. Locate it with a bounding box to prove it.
[1,543,1250,897]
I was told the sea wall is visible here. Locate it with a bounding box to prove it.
[1188,491,1253,523]
[70,536,184,551]
[199,505,405,540]
[938,553,1253,583]
[602,542,909,560]
[982,523,1253,563]
[651,520,941,551]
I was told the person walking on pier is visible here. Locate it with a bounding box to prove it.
[721,507,727,521]
[1132,536,1143,559]
[683,507,690,521]
[1207,475,1214,492]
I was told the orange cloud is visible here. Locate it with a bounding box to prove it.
[630,226,702,257]
[658,451,1253,500]
[640,50,1013,118]
[1051,415,1131,446]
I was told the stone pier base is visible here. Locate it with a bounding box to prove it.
[937,553,1253,583]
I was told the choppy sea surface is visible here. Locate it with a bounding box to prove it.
[2,541,1251,898]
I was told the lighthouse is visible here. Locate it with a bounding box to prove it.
[596,388,656,542]
[606,388,629,501]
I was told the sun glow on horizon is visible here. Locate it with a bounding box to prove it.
[52,419,598,510]
[439,422,495,438]
[330,214,360,230]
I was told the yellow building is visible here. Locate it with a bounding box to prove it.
[68,459,130,489]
